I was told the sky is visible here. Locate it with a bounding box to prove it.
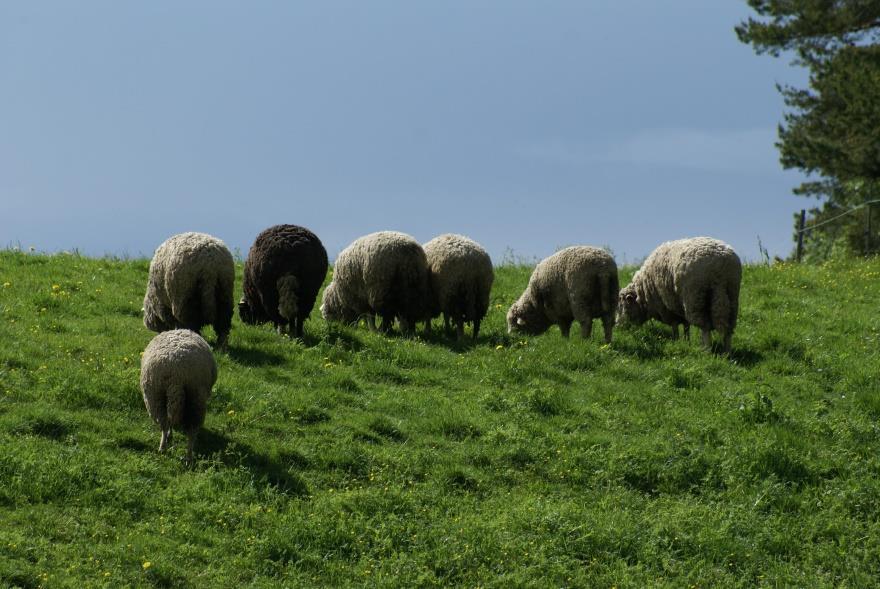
[0,1,809,264]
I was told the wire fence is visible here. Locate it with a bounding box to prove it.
[795,199,880,262]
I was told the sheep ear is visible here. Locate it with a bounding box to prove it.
[517,317,526,326]
[625,292,636,303]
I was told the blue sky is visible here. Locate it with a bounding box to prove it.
[1,1,807,263]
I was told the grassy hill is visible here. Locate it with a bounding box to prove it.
[1,250,879,587]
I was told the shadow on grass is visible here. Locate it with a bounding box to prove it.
[322,327,366,352]
[728,346,764,367]
[197,429,309,497]
[613,330,667,360]
[225,345,287,367]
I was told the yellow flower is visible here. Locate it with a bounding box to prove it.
[324,362,334,368]
[51,284,60,291]
[2,282,10,288]
[142,561,152,570]
[227,410,235,416]
[495,345,504,350]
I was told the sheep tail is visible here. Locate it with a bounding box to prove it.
[166,383,186,428]
[598,272,612,313]
[709,283,730,331]
[276,274,299,320]
[199,279,218,325]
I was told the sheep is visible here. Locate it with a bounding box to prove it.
[423,233,494,341]
[143,232,235,348]
[140,329,217,466]
[320,231,430,334]
[616,236,742,353]
[507,246,619,342]
[239,224,329,339]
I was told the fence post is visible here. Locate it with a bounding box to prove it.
[796,209,806,262]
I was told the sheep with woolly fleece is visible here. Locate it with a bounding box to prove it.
[423,233,494,341]
[507,246,619,342]
[140,329,217,465]
[320,231,430,334]
[239,224,329,339]
[143,232,235,348]
[616,236,741,353]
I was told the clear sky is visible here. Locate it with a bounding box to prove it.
[1,1,808,264]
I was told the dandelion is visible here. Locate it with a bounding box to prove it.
[2,282,10,288]
[495,345,504,350]
[324,362,334,368]
[142,561,152,570]
[52,284,60,291]
[227,410,235,416]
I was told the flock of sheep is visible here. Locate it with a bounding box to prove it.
[139,224,742,463]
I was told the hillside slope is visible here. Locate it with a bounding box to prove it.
[1,251,879,587]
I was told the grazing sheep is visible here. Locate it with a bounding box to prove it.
[321,231,430,334]
[143,232,235,348]
[423,233,494,341]
[507,246,619,342]
[239,224,329,338]
[617,237,742,353]
[140,329,217,465]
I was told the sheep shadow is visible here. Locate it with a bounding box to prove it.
[225,344,287,367]
[196,429,309,497]
[321,326,366,351]
[417,326,487,351]
[727,346,764,367]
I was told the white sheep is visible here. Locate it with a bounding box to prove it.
[617,236,742,353]
[143,232,235,348]
[140,329,217,465]
[320,231,430,334]
[423,233,494,341]
[507,246,619,342]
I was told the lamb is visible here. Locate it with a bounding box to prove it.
[238,224,329,339]
[140,329,217,466]
[143,232,235,348]
[507,246,619,342]
[616,237,742,353]
[320,231,430,334]
[423,233,494,341]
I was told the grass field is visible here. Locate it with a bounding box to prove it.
[1,249,879,587]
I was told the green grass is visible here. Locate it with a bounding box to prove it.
[1,250,880,587]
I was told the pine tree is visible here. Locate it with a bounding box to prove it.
[737,1,880,257]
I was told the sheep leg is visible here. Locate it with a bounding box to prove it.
[456,320,465,342]
[722,330,732,355]
[185,431,197,467]
[399,317,414,336]
[671,324,679,340]
[601,316,614,344]
[443,314,452,335]
[379,315,393,333]
[367,315,377,331]
[579,317,593,339]
[683,322,691,340]
[559,320,572,338]
[701,328,712,350]
[473,319,481,341]
[159,428,172,453]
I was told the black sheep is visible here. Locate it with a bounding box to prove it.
[239,224,329,338]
